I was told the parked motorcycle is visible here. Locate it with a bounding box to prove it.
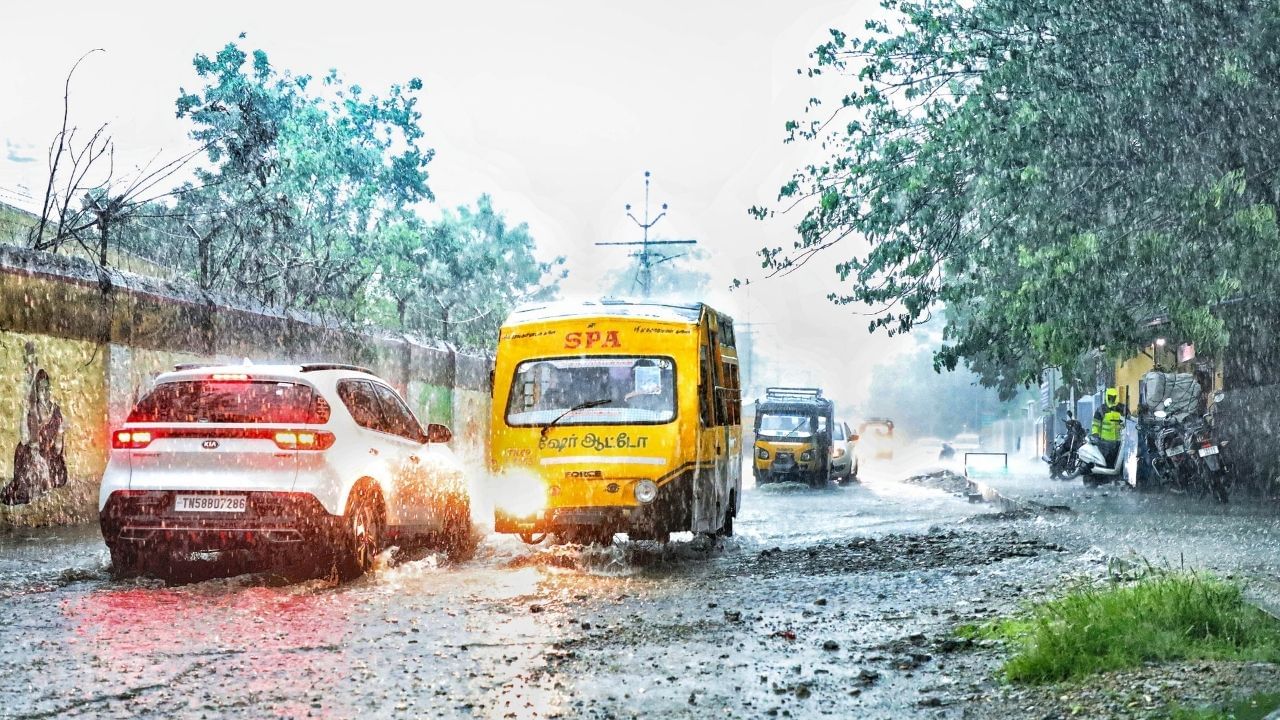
[1186,392,1231,503]
[1145,403,1200,494]
[1152,394,1231,503]
[1042,412,1085,480]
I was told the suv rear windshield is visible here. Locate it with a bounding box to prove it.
[128,380,320,424]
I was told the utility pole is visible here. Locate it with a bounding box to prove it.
[595,171,696,297]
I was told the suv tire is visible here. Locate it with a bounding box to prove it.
[338,483,385,580]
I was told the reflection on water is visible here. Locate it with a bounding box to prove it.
[66,575,357,718]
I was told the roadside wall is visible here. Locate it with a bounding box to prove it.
[0,245,493,527]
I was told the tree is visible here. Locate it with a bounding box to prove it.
[29,49,202,266]
[161,37,434,317]
[755,0,1280,396]
[369,195,566,351]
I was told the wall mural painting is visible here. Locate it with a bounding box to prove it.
[1,342,68,505]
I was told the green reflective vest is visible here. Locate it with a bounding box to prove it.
[1092,403,1125,442]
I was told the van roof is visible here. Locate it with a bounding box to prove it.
[504,299,707,326]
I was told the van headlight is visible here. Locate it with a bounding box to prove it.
[800,450,814,462]
[494,472,546,518]
[756,447,770,460]
[832,447,846,459]
[634,480,658,504]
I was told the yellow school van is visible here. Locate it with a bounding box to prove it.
[489,299,742,545]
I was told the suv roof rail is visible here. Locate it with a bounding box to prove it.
[173,363,213,371]
[299,363,375,374]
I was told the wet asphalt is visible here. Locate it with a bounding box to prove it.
[1,450,1276,719]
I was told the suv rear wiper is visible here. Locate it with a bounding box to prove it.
[541,398,611,438]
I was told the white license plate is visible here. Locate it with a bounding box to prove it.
[1197,445,1220,457]
[174,495,247,513]
[1164,447,1184,457]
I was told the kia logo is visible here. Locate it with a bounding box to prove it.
[201,440,220,450]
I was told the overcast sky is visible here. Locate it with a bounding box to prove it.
[0,0,927,413]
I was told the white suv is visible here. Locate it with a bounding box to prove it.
[99,363,471,579]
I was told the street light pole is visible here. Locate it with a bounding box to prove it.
[595,171,696,298]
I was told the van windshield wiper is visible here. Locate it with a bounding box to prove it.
[541,398,611,438]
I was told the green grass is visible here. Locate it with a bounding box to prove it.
[965,573,1280,684]
[1171,692,1280,720]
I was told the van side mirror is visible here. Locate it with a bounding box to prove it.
[425,423,453,444]
[851,433,860,442]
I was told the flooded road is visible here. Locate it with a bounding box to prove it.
[2,452,1245,719]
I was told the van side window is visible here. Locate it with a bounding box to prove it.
[699,345,713,426]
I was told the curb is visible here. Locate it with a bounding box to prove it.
[964,475,1075,516]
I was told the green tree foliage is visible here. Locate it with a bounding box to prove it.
[109,37,563,348]
[757,0,1280,397]
[370,195,566,350]
[165,38,433,317]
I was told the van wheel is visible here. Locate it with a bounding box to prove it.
[338,483,385,580]
[718,507,734,538]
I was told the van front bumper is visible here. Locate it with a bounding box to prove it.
[495,505,660,534]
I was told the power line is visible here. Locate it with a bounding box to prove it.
[595,171,695,298]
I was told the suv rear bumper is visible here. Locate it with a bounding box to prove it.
[100,490,343,551]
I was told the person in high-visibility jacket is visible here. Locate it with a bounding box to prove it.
[1091,387,1127,464]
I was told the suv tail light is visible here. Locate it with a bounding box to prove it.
[273,431,336,450]
[113,430,154,449]
[112,427,334,450]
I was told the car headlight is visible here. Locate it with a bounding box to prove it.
[756,447,770,460]
[832,447,846,459]
[800,450,814,462]
[634,479,658,504]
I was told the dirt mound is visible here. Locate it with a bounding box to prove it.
[727,529,1069,579]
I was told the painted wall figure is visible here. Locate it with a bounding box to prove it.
[2,343,68,505]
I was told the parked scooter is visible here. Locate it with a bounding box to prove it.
[1042,412,1085,480]
[1078,424,1135,487]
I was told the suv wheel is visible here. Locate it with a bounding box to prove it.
[108,542,145,578]
[442,500,477,561]
[338,483,385,580]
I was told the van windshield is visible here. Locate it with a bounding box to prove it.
[758,414,813,439]
[505,356,676,426]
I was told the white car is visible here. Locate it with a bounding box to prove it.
[831,419,860,483]
[98,363,470,579]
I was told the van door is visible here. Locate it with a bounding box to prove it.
[693,328,725,533]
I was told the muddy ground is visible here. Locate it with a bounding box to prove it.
[1,454,1278,719]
